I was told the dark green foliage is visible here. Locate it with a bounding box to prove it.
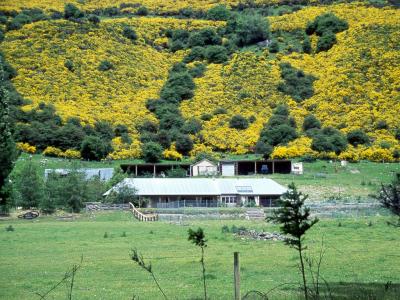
[136,6,149,16]
[302,114,321,132]
[64,3,84,20]
[347,129,370,147]
[213,107,227,115]
[269,40,279,53]
[200,113,213,121]
[311,127,347,154]
[182,118,202,135]
[159,112,184,131]
[0,30,4,43]
[188,63,206,78]
[278,63,316,102]
[175,134,193,155]
[375,173,400,227]
[376,120,389,130]
[206,5,231,21]
[98,60,114,71]
[183,46,205,63]
[259,105,297,146]
[188,28,221,48]
[316,31,337,52]
[395,128,400,141]
[54,122,85,150]
[188,227,208,299]
[14,160,45,209]
[204,45,228,63]
[168,29,190,51]
[142,142,163,163]
[160,66,195,102]
[87,14,100,25]
[302,34,312,54]
[94,120,114,141]
[227,13,270,46]
[157,130,172,149]
[306,13,349,36]
[254,141,273,159]
[138,120,158,133]
[80,135,112,161]
[107,185,137,204]
[0,62,17,212]
[122,26,137,41]
[64,59,74,72]
[5,225,14,231]
[114,124,129,136]
[248,115,256,123]
[229,115,249,130]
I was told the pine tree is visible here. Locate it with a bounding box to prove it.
[0,58,17,213]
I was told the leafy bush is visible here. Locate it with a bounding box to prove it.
[347,129,370,147]
[88,14,100,25]
[160,66,195,102]
[302,35,312,53]
[182,118,202,134]
[80,135,112,160]
[316,31,337,52]
[311,127,347,154]
[188,63,206,78]
[204,45,228,64]
[376,120,389,130]
[64,3,84,20]
[175,134,193,155]
[269,40,279,53]
[206,5,231,21]
[254,141,273,159]
[188,28,221,48]
[136,6,149,16]
[183,46,205,63]
[227,13,270,46]
[229,115,249,130]
[142,142,163,163]
[122,26,137,41]
[302,114,321,131]
[98,60,114,71]
[306,13,349,36]
[277,63,316,102]
[64,59,74,72]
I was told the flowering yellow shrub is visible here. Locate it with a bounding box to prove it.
[107,137,142,159]
[16,142,36,154]
[43,146,64,157]
[163,144,183,161]
[64,149,81,159]
[338,146,360,162]
[271,137,316,159]
[189,144,214,158]
[360,147,394,162]
[1,18,221,131]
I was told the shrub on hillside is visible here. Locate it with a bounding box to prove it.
[98,60,114,71]
[136,6,149,16]
[316,31,337,52]
[175,134,194,155]
[227,13,270,46]
[205,45,228,64]
[187,28,221,48]
[142,142,163,163]
[80,135,112,161]
[347,129,370,147]
[122,26,137,41]
[302,114,321,131]
[206,5,231,21]
[229,115,249,130]
[306,13,349,36]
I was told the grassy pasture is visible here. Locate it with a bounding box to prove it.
[1,212,400,299]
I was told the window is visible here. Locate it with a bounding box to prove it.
[235,186,253,193]
[221,196,237,204]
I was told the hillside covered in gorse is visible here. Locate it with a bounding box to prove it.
[0,0,399,162]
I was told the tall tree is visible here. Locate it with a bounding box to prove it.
[376,173,400,227]
[0,58,17,213]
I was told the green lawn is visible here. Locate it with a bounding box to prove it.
[1,212,399,299]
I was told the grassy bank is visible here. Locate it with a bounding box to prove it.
[1,212,399,299]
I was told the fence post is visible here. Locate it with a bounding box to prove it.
[234,252,240,300]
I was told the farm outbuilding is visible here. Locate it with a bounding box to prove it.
[104,178,287,208]
[220,160,292,176]
[190,159,218,176]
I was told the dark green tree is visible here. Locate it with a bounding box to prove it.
[175,134,193,156]
[142,142,163,163]
[268,183,318,300]
[227,13,270,46]
[204,45,228,64]
[254,141,273,159]
[0,60,17,213]
[80,135,112,161]
[64,3,84,20]
[206,4,231,21]
[346,129,370,147]
[302,114,321,132]
[15,159,45,209]
[316,31,336,53]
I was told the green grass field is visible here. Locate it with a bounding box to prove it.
[1,212,400,299]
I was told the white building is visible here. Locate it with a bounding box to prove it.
[104,178,287,208]
[190,159,218,176]
[45,168,114,181]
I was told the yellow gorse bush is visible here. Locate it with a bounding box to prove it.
[16,142,36,154]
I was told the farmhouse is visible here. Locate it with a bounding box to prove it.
[104,178,287,208]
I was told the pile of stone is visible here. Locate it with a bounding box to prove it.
[235,229,286,241]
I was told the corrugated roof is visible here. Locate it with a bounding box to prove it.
[104,178,287,196]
